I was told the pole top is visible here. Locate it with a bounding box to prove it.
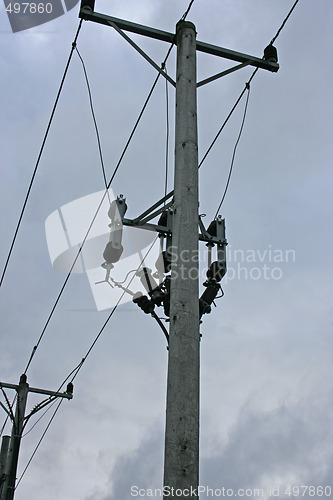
[176,20,196,34]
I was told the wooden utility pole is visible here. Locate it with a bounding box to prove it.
[163,21,199,498]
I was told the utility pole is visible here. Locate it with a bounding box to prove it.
[163,21,199,498]
[0,375,73,500]
[78,2,278,498]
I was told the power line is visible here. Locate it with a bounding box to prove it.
[22,44,175,377]
[201,0,301,213]
[21,400,58,438]
[6,0,301,490]
[181,0,196,21]
[15,236,160,489]
[0,20,83,290]
[15,399,63,491]
[214,78,252,217]
[163,65,170,199]
[198,82,251,170]
[270,0,301,45]
[69,235,160,385]
[75,46,109,197]
[21,12,180,383]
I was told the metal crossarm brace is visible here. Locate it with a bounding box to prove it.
[131,190,174,224]
[107,20,176,87]
[197,61,251,87]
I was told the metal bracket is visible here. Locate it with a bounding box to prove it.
[121,194,228,246]
[122,190,174,234]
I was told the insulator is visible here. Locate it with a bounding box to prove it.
[80,0,95,11]
[158,210,168,227]
[136,267,158,295]
[206,261,226,282]
[263,44,278,63]
[103,242,123,264]
[155,251,172,274]
[207,220,217,237]
[133,292,143,303]
[66,383,74,395]
[163,296,170,317]
[108,198,127,221]
[199,282,220,318]
[133,292,155,314]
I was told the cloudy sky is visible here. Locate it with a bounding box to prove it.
[1,0,333,499]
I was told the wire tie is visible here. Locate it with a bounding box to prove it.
[72,42,76,49]
[246,82,250,90]
[161,62,166,70]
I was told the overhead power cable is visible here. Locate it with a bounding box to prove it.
[15,399,63,491]
[198,79,252,170]
[0,20,83,290]
[74,46,109,198]
[181,0,196,21]
[13,0,303,490]
[68,235,160,385]
[270,0,300,45]
[22,43,175,376]
[163,65,170,199]
[201,0,301,214]
[214,77,253,216]
[15,235,159,489]
[22,399,58,438]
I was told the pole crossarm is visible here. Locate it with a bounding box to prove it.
[79,8,279,73]
[0,383,73,400]
[196,40,278,71]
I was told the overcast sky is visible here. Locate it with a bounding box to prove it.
[1,1,333,499]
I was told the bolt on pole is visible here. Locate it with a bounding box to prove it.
[163,21,200,499]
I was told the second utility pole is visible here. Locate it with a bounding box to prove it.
[164,21,199,498]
